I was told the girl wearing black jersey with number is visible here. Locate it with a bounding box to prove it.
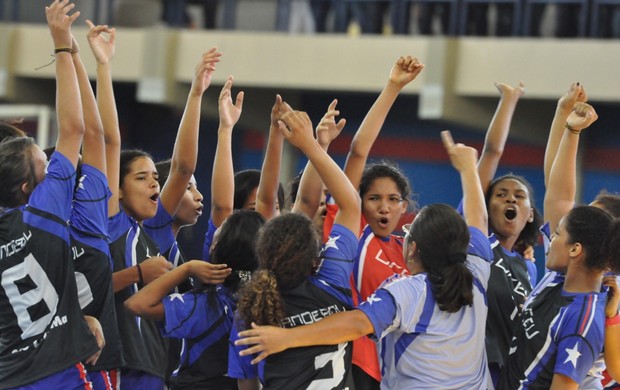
[0,1,101,388]
[230,106,361,389]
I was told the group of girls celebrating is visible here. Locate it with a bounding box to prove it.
[1,2,620,390]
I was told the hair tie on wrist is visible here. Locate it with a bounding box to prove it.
[564,122,581,135]
[606,312,620,327]
[54,47,77,54]
[136,263,144,285]
[34,48,78,71]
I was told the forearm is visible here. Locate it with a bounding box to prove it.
[478,95,518,191]
[171,93,201,176]
[54,51,84,166]
[211,128,234,226]
[544,105,572,186]
[345,82,401,188]
[112,266,140,293]
[461,168,488,235]
[73,52,105,171]
[124,262,192,320]
[256,127,284,220]
[606,323,620,381]
[544,130,579,232]
[291,160,322,217]
[287,310,372,348]
[301,141,360,230]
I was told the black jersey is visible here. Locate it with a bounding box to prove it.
[71,164,124,371]
[109,210,170,379]
[0,152,99,388]
[498,276,606,389]
[259,225,357,390]
[485,234,533,367]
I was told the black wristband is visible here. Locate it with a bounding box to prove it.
[54,47,76,54]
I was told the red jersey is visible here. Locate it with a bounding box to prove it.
[323,199,408,381]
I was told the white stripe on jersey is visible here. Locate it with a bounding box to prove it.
[356,229,374,290]
[518,314,561,390]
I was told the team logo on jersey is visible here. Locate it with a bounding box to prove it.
[366,293,381,305]
[324,235,341,251]
[563,341,582,368]
[169,293,185,303]
[77,174,87,190]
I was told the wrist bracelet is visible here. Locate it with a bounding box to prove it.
[54,47,77,54]
[565,122,581,135]
[136,263,144,285]
[607,312,620,327]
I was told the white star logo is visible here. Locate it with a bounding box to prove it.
[366,293,382,305]
[78,174,86,190]
[324,235,341,251]
[563,341,582,368]
[169,293,185,303]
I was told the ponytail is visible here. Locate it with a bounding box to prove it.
[236,269,285,329]
[426,252,473,312]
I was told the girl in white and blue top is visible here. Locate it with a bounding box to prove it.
[235,131,494,390]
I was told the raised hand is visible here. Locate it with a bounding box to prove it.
[218,75,244,129]
[46,0,80,49]
[316,99,346,149]
[278,108,315,151]
[388,55,424,89]
[270,94,284,128]
[140,256,173,284]
[85,20,115,64]
[494,81,525,101]
[558,82,588,112]
[566,102,598,133]
[188,260,231,285]
[441,130,478,173]
[191,48,222,97]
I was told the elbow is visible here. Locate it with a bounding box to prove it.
[124,297,141,316]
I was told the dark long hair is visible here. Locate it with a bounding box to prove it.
[406,204,473,312]
[234,169,285,211]
[0,137,38,208]
[236,213,319,328]
[564,206,618,272]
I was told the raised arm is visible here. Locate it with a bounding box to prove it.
[255,95,285,220]
[477,81,525,193]
[543,103,597,233]
[604,276,620,382]
[160,48,221,216]
[124,260,231,321]
[211,76,244,227]
[291,99,345,218]
[544,83,587,187]
[344,55,424,189]
[46,0,84,168]
[85,20,120,216]
[279,107,360,233]
[70,35,105,172]
[442,131,487,235]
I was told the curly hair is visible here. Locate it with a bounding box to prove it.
[236,213,319,329]
[406,204,473,313]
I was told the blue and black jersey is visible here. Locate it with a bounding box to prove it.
[70,164,124,372]
[109,209,169,380]
[0,152,99,388]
